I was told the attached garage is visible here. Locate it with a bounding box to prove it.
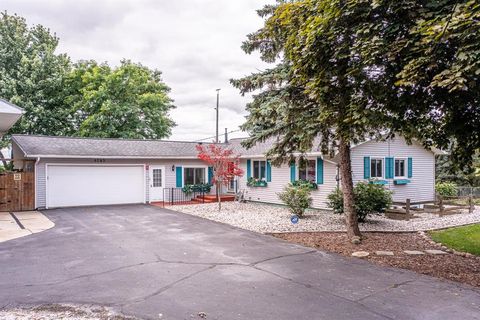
[11,135,215,210]
[46,165,145,208]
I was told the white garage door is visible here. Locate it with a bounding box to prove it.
[47,165,145,208]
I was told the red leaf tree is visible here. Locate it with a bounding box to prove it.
[196,144,244,210]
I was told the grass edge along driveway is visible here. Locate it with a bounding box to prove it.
[429,223,480,256]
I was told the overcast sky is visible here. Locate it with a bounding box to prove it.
[2,0,275,141]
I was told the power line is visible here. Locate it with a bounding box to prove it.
[195,129,242,142]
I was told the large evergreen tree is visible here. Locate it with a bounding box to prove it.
[232,1,480,239]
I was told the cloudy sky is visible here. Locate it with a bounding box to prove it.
[3,0,275,141]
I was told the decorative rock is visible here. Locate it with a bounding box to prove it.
[375,251,394,256]
[404,250,425,255]
[169,202,480,234]
[351,236,361,245]
[352,251,370,258]
[425,249,447,255]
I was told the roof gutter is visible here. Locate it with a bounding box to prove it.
[22,154,202,160]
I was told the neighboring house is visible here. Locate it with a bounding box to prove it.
[0,98,23,138]
[11,134,443,210]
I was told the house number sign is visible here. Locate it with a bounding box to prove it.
[13,173,21,181]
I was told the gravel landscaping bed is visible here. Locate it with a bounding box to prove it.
[170,202,480,233]
[0,305,136,320]
[272,232,480,287]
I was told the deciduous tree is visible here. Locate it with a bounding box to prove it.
[196,144,244,211]
[0,12,72,164]
[65,60,176,139]
[232,0,480,240]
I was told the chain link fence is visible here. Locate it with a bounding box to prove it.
[457,187,480,197]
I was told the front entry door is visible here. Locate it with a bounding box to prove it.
[149,166,165,201]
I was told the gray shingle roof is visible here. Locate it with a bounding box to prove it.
[12,135,224,158]
[12,134,329,159]
[228,136,324,156]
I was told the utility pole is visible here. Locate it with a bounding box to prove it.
[215,88,220,143]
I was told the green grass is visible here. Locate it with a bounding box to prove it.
[429,224,480,256]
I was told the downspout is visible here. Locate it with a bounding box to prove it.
[34,156,40,210]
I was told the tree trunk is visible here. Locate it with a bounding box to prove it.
[338,138,361,239]
[217,183,221,211]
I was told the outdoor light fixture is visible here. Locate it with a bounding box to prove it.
[171,165,175,172]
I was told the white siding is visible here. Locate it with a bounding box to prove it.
[35,158,213,209]
[237,158,338,209]
[350,137,435,203]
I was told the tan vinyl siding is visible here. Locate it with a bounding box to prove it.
[350,137,435,203]
[238,158,337,209]
[35,158,213,209]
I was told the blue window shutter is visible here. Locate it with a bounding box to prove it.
[408,157,413,178]
[290,161,296,183]
[385,157,394,179]
[208,167,214,184]
[246,160,251,179]
[316,157,324,185]
[266,160,272,182]
[176,166,183,187]
[364,157,370,179]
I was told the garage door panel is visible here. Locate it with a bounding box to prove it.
[47,165,144,208]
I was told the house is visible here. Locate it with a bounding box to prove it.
[11,134,443,210]
[233,136,443,208]
[0,99,23,138]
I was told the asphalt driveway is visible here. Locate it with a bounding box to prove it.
[0,205,478,320]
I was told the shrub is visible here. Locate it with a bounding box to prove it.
[326,182,393,222]
[182,184,212,194]
[278,184,313,217]
[291,179,318,189]
[435,182,458,197]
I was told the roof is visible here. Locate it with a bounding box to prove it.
[228,136,324,157]
[0,99,23,135]
[12,135,223,159]
[12,133,444,160]
[0,98,23,114]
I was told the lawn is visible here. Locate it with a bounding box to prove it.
[429,224,480,256]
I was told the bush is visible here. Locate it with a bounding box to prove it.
[278,184,313,217]
[326,182,393,222]
[182,184,212,194]
[291,179,318,189]
[435,182,458,197]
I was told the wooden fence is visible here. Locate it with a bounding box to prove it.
[0,171,35,212]
[387,194,476,220]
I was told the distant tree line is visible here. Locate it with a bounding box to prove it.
[0,12,175,158]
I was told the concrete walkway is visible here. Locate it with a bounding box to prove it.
[0,205,478,320]
[0,211,54,243]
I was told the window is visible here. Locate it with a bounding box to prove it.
[298,159,316,182]
[184,167,205,185]
[395,159,406,177]
[152,168,162,187]
[371,158,383,178]
[253,160,266,180]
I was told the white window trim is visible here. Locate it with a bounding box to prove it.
[296,158,317,182]
[183,166,208,187]
[394,157,407,179]
[370,157,384,179]
[252,160,267,181]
